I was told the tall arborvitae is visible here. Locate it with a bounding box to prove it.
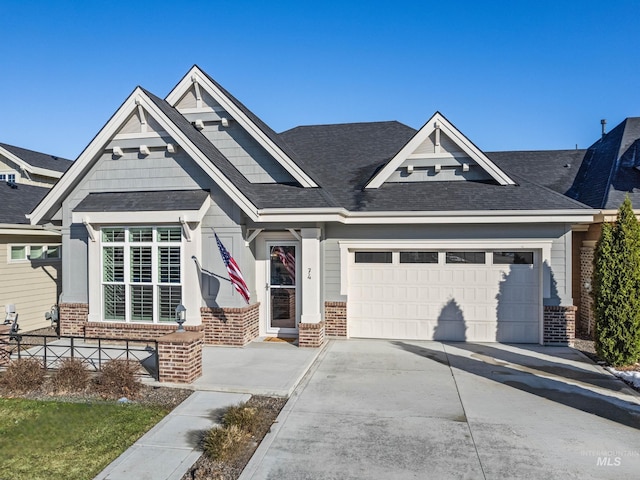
[593,197,640,366]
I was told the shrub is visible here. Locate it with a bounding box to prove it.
[202,424,250,462]
[0,358,45,393]
[223,403,258,434]
[95,359,141,398]
[593,197,640,366]
[51,358,90,393]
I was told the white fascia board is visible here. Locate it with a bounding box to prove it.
[30,88,259,225]
[366,112,515,189]
[0,145,64,179]
[166,67,317,188]
[0,224,61,236]
[255,208,596,224]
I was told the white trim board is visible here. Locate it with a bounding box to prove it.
[365,112,515,188]
[165,66,317,188]
[0,145,64,179]
[29,88,260,225]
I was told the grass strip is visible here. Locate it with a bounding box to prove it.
[0,398,168,480]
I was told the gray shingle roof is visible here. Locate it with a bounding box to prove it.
[0,142,72,173]
[0,182,50,224]
[280,122,589,211]
[74,190,211,212]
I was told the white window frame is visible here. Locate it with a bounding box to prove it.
[100,226,183,323]
[0,172,17,183]
[8,244,62,263]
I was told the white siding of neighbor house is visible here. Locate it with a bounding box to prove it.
[0,157,59,187]
[322,222,573,307]
[0,234,61,332]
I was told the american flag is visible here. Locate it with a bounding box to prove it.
[274,246,296,281]
[215,233,250,303]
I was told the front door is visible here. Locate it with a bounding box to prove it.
[267,243,300,334]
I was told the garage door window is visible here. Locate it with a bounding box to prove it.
[400,251,438,263]
[493,251,534,264]
[354,252,392,263]
[446,252,485,264]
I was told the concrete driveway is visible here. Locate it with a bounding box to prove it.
[241,340,640,480]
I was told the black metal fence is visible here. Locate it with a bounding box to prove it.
[0,333,159,381]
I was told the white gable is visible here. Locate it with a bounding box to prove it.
[366,112,515,188]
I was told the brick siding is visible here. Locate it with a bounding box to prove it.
[579,246,595,337]
[59,303,89,337]
[157,331,203,383]
[201,303,260,346]
[543,305,576,346]
[299,321,325,348]
[324,301,347,337]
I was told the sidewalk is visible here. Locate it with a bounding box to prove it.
[93,391,250,480]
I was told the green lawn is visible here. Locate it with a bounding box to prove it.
[0,398,169,480]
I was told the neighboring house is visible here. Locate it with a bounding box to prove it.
[489,117,640,336]
[0,143,72,331]
[28,65,595,347]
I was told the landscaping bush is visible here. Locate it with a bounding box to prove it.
[593,196,640,366]
[202,424,250,462]
[51,358,91,393]
[95,359,141,398]
[223,403,258,433]
[0,358,45,393]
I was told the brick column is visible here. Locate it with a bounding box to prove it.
[580,242,596,337]
[324,302,347,337]
[58,303,88,337]
[201,303,259,346]
[157,331,204,384]
[299,321,325,348]
[543,305,576,346]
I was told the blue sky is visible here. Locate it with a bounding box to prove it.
[1,1,639,160]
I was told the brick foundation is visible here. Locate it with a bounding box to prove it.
[543,305,576,346]
[201,303,260,346]
[324,302,347,337]
[59,303,89,337]
[85,322,202,340]
[580,245,596,337]
[157,331,204,383]
[299,321,325,348]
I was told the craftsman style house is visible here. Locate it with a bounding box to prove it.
[28,66,595,346]
[0,143,71,331]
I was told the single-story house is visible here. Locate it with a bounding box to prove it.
[28,65,596,346]
[0,143,71,331]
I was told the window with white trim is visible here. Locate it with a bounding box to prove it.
[9,244,61,262]
[0,172,16,183]
[101,226,182,323]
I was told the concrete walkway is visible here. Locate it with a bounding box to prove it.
[94,391,250,480]
[241,340,640,480]
[94,339,324,480]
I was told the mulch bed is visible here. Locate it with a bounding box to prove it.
[182,395,287,480]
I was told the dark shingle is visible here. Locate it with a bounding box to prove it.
[0,182,50,224]
[0,143,73,173]
[74,190,210,212]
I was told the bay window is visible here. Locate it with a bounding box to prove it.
[101,226,182,323]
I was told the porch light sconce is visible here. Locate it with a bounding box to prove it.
[175,304,186,332]
[139,145,150,156]
[583,281,592,293]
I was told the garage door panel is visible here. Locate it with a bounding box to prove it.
[348,253,540,343]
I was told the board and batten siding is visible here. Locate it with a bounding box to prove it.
[0,234,61,332]
[322,223,574,306]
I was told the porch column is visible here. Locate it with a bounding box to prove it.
[300,228,321,324]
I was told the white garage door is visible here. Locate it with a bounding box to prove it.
[348,250,540,343]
